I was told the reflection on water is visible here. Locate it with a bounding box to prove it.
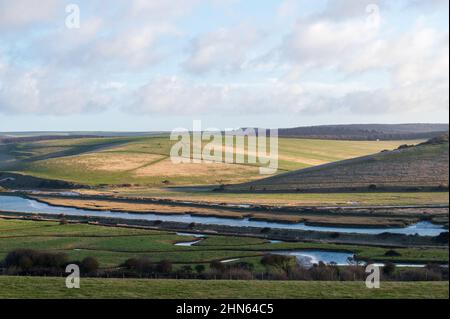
[0,195,446,236]
[274,250,354,266]
[272,250,427,268]
[174,239,203,247]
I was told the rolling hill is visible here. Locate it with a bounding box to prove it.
[227,135,449,192]
[0,135,422,187]
[277,123,448,140]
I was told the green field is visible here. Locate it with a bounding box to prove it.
[0,136,423,186]
[0,276,447,299]
[0,219,447,270]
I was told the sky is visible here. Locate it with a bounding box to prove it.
[0,0,448,131]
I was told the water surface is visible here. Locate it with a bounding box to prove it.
[0,195,446,236]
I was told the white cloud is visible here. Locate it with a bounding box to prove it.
[91,24,179,68]
[337,81,449,115]
[0,0,60,29]
[0,64,113,115]
[129,0,200,19]
[125,76,369,116]
[183,25,266,74]
[318,0,384,21]
[275,3,449,116]
[282,18,379,69]
[0,0,448,122]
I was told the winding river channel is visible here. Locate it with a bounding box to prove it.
[0,195,446,236]
[172,233,427,267]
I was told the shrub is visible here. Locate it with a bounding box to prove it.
[384,250,401,257]
[433,232,449,244]
[226,268,253,280]
[122,257,154,274]
[288,266,312,280]
[3,249,68,273]
[156,259,173,273]
[382,262,396,276]
[178,265,193,275]
[310,263,339,281]
[396,267,444,282]
[261,254,292,273]
[234,262,254,271]
[80,257,99,274]
[210,260,226,272]
[338,266,366,281]
[195,264,206,274]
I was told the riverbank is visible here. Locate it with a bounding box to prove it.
[2,191,448,228]
[1,193,448,237]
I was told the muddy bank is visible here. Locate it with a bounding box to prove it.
[0,210,447,248]
[3,191,447,228]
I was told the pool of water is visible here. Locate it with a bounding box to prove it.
[176,232,207,238]
[0,195,446,236]
[275,250,354,266]
[271,250,427,267]
[174,239,203,247]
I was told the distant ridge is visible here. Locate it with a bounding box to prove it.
[1,124,447,141]
[277,123,449,140]
[227,135,449,192]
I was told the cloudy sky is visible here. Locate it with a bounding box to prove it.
[0,0,448,131]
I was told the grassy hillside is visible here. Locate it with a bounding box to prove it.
[229,139,449,192]
[278,123,448,140]
[1,135,423,187]
[0,276,447,299]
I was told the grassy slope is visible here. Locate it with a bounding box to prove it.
[1,136,423,186]
[0,219,447,270]
[0,276,447,299]
[231,142,449,191]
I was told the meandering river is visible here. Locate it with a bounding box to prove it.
[0,195,446,236]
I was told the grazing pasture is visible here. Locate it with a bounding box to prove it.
[0,276,447,299]
[0,219,447,269]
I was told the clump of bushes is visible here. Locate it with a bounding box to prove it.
[204,260,255,280]
[0,249,101,277]
[80,256,99,274]
[2,249,68,275]
[195,265,206,274]
[433,232,449,244]
[261,254,293,273]
[384,250,401,257]
[382,262,396,276]
[121,257,172,275]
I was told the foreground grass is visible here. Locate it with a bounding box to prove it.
[0,276,447,299]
